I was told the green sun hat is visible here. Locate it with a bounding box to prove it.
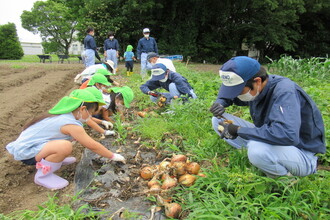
[49,89,102,114]
[87,73,111,86]
[95,68,112,76]
[84,87,106,106]
[126,45,133,52]
[110,86,134,108]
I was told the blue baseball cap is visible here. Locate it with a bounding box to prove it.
[150,63,167,81]
[218,56,260,99]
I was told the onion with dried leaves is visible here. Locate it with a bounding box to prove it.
[179,174,197,187]
[140,166,154,180]
[165,202,182,219]
[186,162,201,175]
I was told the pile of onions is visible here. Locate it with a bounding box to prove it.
[140,154,206,219]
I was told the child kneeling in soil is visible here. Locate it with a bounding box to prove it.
[6,89,125,190]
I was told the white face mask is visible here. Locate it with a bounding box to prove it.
[237,86,260,102]
[109,36,114,40]
[78,109,91,123]
[144,34,149,38]
[159,76,168,83]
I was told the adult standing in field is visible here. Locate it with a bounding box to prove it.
[210,56,326,178]
[147,52,176,72]
[104,31,120,74]
[84,27,100,67]
[137,28,158,78]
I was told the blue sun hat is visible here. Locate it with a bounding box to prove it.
[218,56,260,99]
[150,63,167,81]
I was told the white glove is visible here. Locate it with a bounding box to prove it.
[101,120,113,129]
[74,74,82,84]
[104,130,115,136]
[111,153,125,162]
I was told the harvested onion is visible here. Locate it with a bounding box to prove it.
[171,154,187,163]
[161,175,177,189]
[159,161,171,171]
[179,174,197,187]
[148,179,159,188]
[186,162,200,175]
[137,111,146,117]
[165,202,182,219]
[172,161,187,176]
[149,184,161,194]
[140,166,154,180]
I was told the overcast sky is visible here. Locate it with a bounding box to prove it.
[0,0,42,42]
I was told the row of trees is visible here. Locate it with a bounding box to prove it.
[20,0,330,63]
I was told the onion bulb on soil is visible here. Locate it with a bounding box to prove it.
[137,111,146,117]
[161,175,177,189]
[171,154,187,163]
[148,173,161,188]
[186,162,201,175]
[148,178,159,188]
[140,166,154,180]
[172,161,187,176]
[159,161,171,171]
[165,202,182,219]
[179,174,197,187]
[149,184,161,194]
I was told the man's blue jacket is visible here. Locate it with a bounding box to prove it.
[216,75,326,154]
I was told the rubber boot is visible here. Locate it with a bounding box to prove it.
[126,71,130,76]
[130,71,133,76]
[62,157,76,165]
[34,159,69,189]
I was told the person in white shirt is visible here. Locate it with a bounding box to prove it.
[74,60,115,84]
[147,52,176,72]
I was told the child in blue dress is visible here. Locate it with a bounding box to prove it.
[6,89,125,190]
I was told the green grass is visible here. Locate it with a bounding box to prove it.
[1,56,329,219]
[0,54,84,63]
[125,56,330,219]
[0,194,104,219]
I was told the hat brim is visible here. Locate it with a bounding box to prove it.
[104,62,114,72]
[218,82,246,99]
[150,72,166,81]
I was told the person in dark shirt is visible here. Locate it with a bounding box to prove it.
[210,56,326,178]
[84,27,99,67]
[104,31,120,74]
[140,63,197,104]
[137,28,158,78]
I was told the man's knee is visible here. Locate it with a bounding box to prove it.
[247,141,272,165]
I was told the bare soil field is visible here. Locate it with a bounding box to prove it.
[0,63,84,214]
[0,61,219,215]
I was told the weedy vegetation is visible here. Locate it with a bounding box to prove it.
[1,56,329,219]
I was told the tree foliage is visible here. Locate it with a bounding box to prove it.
[21,0,77,55]
[28,0,330,62]
[0,23,24,59]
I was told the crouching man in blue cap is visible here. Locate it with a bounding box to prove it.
[210,56,326,178]
[140,63,197,104]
